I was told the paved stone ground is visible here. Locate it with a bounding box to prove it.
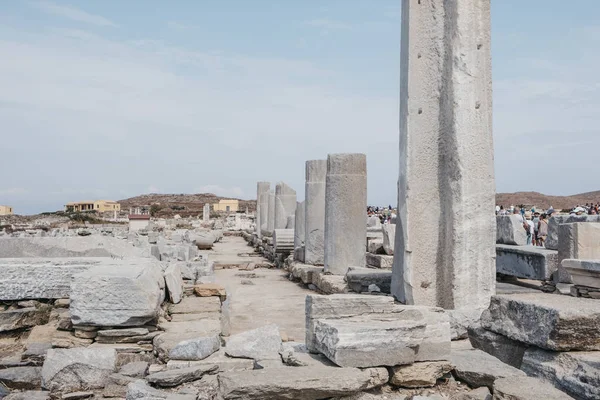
[213,236,310,341]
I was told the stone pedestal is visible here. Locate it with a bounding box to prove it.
[324,154,367,275]
[304,160,327,265]
[256,182,270,239]
[274,183,296,230]
[294,202,305,261]
[392,0,495,310]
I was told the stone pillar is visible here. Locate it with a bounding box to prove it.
[203,204,210,222]
[324,154,367,275]
[392,0,495,310]
[294,201,305,261]
[304,160,327,265]
[274,182,297,230]
[256,182,270,238]
[267,190,275,233]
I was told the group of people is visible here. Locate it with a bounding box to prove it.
[367,205,396,224]
[497,205,557,247]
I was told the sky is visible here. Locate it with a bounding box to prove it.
[1,1,599,215]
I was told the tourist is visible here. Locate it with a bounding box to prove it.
[533,212,540,245]
[513,208,524,223]
[537,214,548,246]
[524,212,535,245]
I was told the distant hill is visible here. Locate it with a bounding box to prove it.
[496,191,600,211]
[118,193,256,218]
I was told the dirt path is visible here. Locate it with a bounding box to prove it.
[212,236,310,341]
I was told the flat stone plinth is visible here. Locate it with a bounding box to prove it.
[345,267,392,293]
[481,293,600,351]
[562,259,600,288]
[324,154,367,275]
[366,253,394,269]
[313,312,450,368]
[496,245,558,280]
[290,263,323,285]
[312,273,348,295]
[494,376,575,400]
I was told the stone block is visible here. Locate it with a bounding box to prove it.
[0,367,42,390]
[304,159,327,265]
[218,366,388,400]
[451,348,525,389]
[0,237,146,258]
[313,312,450,368]
[193,283,226,298]
[167,350,254,372]
[557,222,600,283]
[382,224,396,255]
[493,376,575,400]
[294,201,305,256]
[126,380,195,400]
[168,335,220,361]
[367,239,384,254]
[481,293,600,351]
[224,325,281,361]
[467,323,527,369]
[41,348,116,393]
[324,154,367,275]
[274,182,296,230]
[562,259,600,289]
[345,267,392,293]
[146,364,217,387]
[70,258,165,327]
[0,307,51,333]
[521,347,600,400]
[312,273,348,295]
[366,253,394,269]
[291,263,323,284]
[546,215,600,250]
[164,263,183,304]
[496,245,558,280]
[168,296,220,314]
[496,215,528,246]
[389,361,453,388]
[273,229,294,253]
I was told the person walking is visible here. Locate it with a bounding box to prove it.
[537,214,549,247]
[525,212,535,245]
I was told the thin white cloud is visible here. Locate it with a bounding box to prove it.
[30,1,116,27]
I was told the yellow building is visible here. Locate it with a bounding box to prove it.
[65,200,121,213]
[0,205,14,216]
[212,199,239,213]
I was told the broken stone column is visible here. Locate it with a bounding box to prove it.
[256,182,270,238]
[203,204,210,222]
[274,182,297,230]
[304,159,327,265]
[294,201,305,261]
[267,190,275,234]
[324,154,367,275]
[392,0,496,310]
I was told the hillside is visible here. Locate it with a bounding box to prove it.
[118,193,256,218]
[496,191,600,211]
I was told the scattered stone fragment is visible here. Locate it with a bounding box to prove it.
[3,391,50,400]
[146,364,218,387]
[0,366,42,389]
[41,348,116,393]
[73,329,97,339]
[493,376,575,399]
[481,293,600,351]
[61,392,94,399]
[0,307,51,333]
[125,380,196,399]
[102,383,127,398]
[119,361,149,378]
[451,348,525,389]
[225,325,282,361]
[54,299,70,308]
[51,331,93,349]
[22,342,52,366]
[167,351,254,373]
[97,328,149,338]
[454,387,492,400]
[194,283,226,299]
[169,335,220,361]
[218,366,388,400]
[467,323,528,369]
[164,263,184,304]
[389,361,453,388]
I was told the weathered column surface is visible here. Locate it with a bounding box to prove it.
[267,190,275,233]
[203,204,210,222]
[256,182,270,238]
[304,160,327,265]
[392,0,496,310]
[324,154,367,275]
[294,201,305,258]
[274,182,297,230]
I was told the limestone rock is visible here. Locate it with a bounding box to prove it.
[168,296,220,315]
[468,323,527,369]
[218,366,388,400]
[521,347,600,400]
[481,294,600,351]
[0,307,50,333]
[194,283,226,298]
[169,335,220,361]
[41,348,116,393]
[562,259,600,289]
[167,350,254,373]
[125,380,196,399]
[61,392,94,399]
[0,366,42,390]
[164,263,183,304]
[146,364,218,387]
[545,214,600,250]
[154,320,221,362]
[313,312,450,368]
[3,391,50,400]
[451,348,525,389]
[447,308,485,341]
[312,273,348,294]
[493,376,575,399]
[496,245,558,280]
[496,215,528,246]
[365,253,394,269]
[382,224,396,255]
[390,361,453,388]
[225,325,282,361]
[70,258,165,327]
[119,361,149,378]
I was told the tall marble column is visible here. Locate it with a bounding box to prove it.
[304,160,327,265]
[294,201,305,261]
[324,154,367,275]
[392,0,495,310]
[256,182,270,238]
[274,182,297,230]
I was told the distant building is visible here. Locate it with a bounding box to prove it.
[0,205,14,216]
[212,199,239,213]
[65,200,121,213]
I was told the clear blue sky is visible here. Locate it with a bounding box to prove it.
[1,1,599,214]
